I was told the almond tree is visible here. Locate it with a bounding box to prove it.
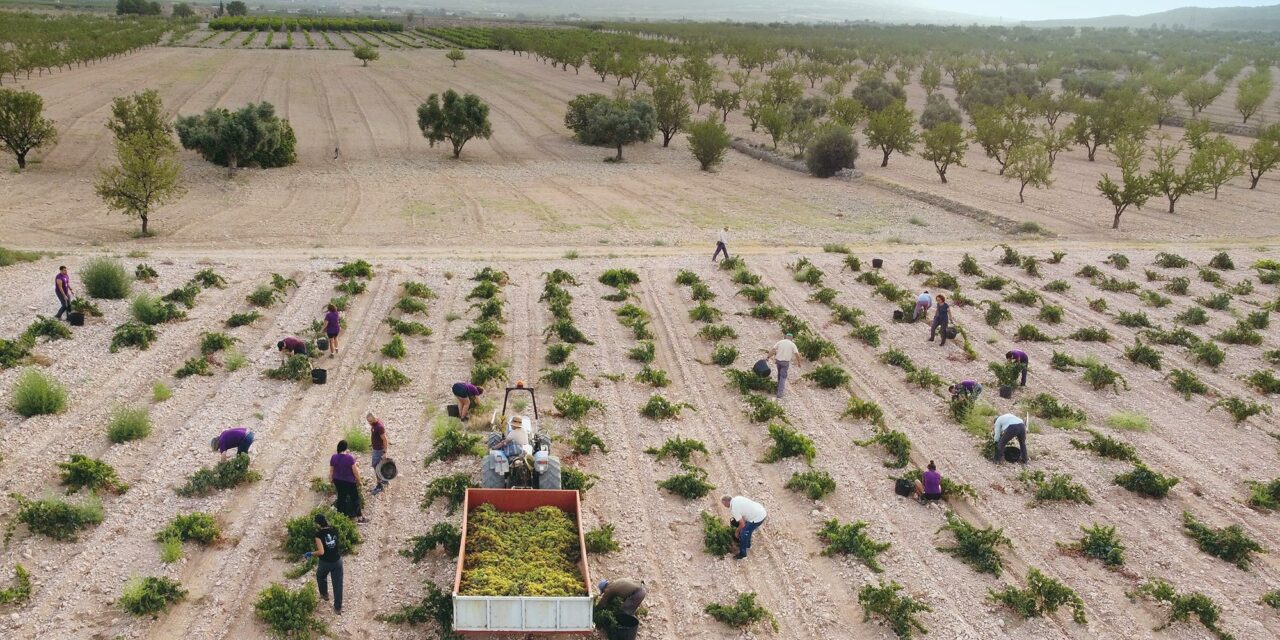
[920,122,966,183]
[1148,137,1206,214]
[1245,125,1280,189]
[1191,135,1243,199]
[0,88,57,169]
[1097,136,1153,230]
[970,102,1032,174]
[1004,141,1052,203]
[863,100,918,167]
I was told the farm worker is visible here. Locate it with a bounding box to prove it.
[913,461,944,501]
[928,294,951,345]
[912,290,932,322]
[713,226,729,263]
[367,413,390,495]
[54,265,74,321]
[331,440,367,523]
[210,427,255,459]
[993,413,1028,464]
[770,334,799,399]
[452,382,484,420]
[322,304,341,357]
[948,380,982,401]
[1006,350,1030,387]
[721,495,767,560]
[277,336,308,356]
[597,579,647,616]
[305,513,344,614]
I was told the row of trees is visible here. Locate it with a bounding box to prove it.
[0,13,172,83]
[208,16,402,32]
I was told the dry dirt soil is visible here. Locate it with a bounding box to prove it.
[2,44,1280,640]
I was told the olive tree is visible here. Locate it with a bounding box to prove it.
[564,93,656,162]
[175,102,297,173]
[863,100,918,167]
[920,122,966,183]
[686,116,730,171]
[0,88,57,169]
[805,124,857,178]
[416,90,492,159]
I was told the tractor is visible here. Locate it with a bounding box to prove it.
[479,383,562,490]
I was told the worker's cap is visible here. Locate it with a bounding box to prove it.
[209,436,220,451]
[785,333,793,338]
[597,579,609,592]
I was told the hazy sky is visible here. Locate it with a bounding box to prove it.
[913,0,1277,21]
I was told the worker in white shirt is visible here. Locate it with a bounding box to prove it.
[770,333,799,399]
[713,226,729,263]
[721,495,767,559]
[912,290,932,322]
[993,413,1028,464]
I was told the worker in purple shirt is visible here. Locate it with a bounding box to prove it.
[322,304,341,357]
[331,440,366,523]
[210,427,256,459]
[54,265,74,321]
[948,380,983,401]
[912,461,944,501]
[277,336,309,357]
[452,382,484,420]
[1006,350,1029,387]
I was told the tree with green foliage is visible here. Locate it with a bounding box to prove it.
[758,103,789,150]
[353,46,379,67]
[96,92,183,236]
[918,93,961,130]
[416,90,492,159]
[829,96,866,129]
[805,124,857,178]
[1182,118,1213,151]
[1097,136,1153,230]
[446,48,465,68]
[226,0,246,16]
[564,93,656,162]
[852,75,906,113]
[864,100,918,168]
[1234,70,1272,123]
[1004,141,1052,202]
[107,90,173,150]
[116,0,160,15]
[650,68,691,148]
[175,102,296,172]
[921,122,966,183]
[1190,135,1243,199]
[0,89,57,169]
[920,62,942,95]
[710,89,740,124]
[1182,80,1223,116]
[969,102,1032,175]
[1148,137,1207,214]
[1245,125,1280,189]
[686,116,730,171]
[171,3,194,17]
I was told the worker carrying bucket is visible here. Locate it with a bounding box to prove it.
[597,578,645,640]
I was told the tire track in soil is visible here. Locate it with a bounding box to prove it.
[636,263,850,637]
[329,67,381,160]
[358,61,417,158]
[155,273,395,640]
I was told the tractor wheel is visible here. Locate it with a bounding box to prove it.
[480,454,505,489]
[538,457,562,490]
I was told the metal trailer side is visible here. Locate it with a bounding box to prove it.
[452,488,594,634]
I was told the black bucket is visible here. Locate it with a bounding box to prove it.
[752,359,771,378]
[446,404,461,418]
[945,327,959,339]
[892,310,904,322]
[1003,445,1024,463]
[607,614,639,640]
[316,337,329,352]
[998,385,1013,399]
[872,258,884,269]
[68,312,85,327]
[311,368,327,385]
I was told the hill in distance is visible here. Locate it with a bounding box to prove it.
[1025,3,1280,30]
[418,0,989,24]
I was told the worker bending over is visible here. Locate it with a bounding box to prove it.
[597,578,647,616]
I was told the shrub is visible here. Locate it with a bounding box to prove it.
[584,523,620,554]
[1143,326,1199,347]
[1069,326,1110,342]
[1165,368,1210,399]
[1076,264,1102,278]
[1197,292,1231,310]
[1129,578,1232,640]
[9,368,67,417]
[701,511,736,556]
[470,361,508,386]
[634,365,669,388]
[1114,311,1151,328]
[644,437,708,463]
[988,568,1086,624]
[1015,324,1054,342]
[857,580,931,640]
[0,246,40,266]
[674,270,701,286]
[1037,305,1063,323]
[1210,396,1272,423]
[189,268,227,289]
[880,347,916,371]
[1153,252,1190,268]
[937,511,1009,576]
[806,124,859,177]
[421,473,475,515]
[1266,590,1280,611]
[1207,251,1234,270]
[81,258,132,299]
[744,393,786,423]
[538,343,571,366]
[1106,253,1130,270]
[1124,340,1162,370]
[106,405,151,443]
[690,282,716,302]
[1083,361,1127,393]
[245,285,282,308]
[1245,310,1270,330]
[1115,463,1179,498]
[0,565,32,605]
[1182,511,1263,569]
[152,382,172,402]
[1246,478,1280,511]
[162,283,200,309]
[696,324,736,342]
[70,298,103,317]
[130,293,185,326]
[118,576,187,616]
[704,593,777,632]
[1087,297,1107,312]
[987,360,1022,388]
[1190,341,1226,370]
[808,287,839,305]
[226,311,261,328]
[639,394,693,420]
[360,363,411,392]
[379,334,407,359]
[1214,323,1262,346]
[175,356,213,379]
[9,493,103,541]
[553,392,604,422]
[1245,369,1280,395]
[387,318,431,337]
[850,323,881,347]
[818,519,890,572]
[59,454,128,494]
[568,425,607,456]
[423,417,484,466]
[176,454,260,497]
[1105,411,1151,432]
[266,354,311,381]
[710,343,738,366]
[981,301,1011,327]
[1004,288,1039,306]
[762,422,816,463]
[1070,430,1137,461]
[957,253,983,276]
[1021,393,1086,428]
[855,430,911,468]
[24,316,72,342]
[842,396,886,427]
[1140,290,1172,308]
[1019,470,1092,505]
[254,583,325,639]
[401,523,461,561]
[803,364,850,389]
[157,512,220,546]
[1163,276,1190,295]
[785,470,836,500]
[540,362,584,389]
[330,259,372,279]
[334,278,365,295]
[598,268,639,288]
[1068,523,1125,566]
[656,464,714,499]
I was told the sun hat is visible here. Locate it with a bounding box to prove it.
[597,579,609,592]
